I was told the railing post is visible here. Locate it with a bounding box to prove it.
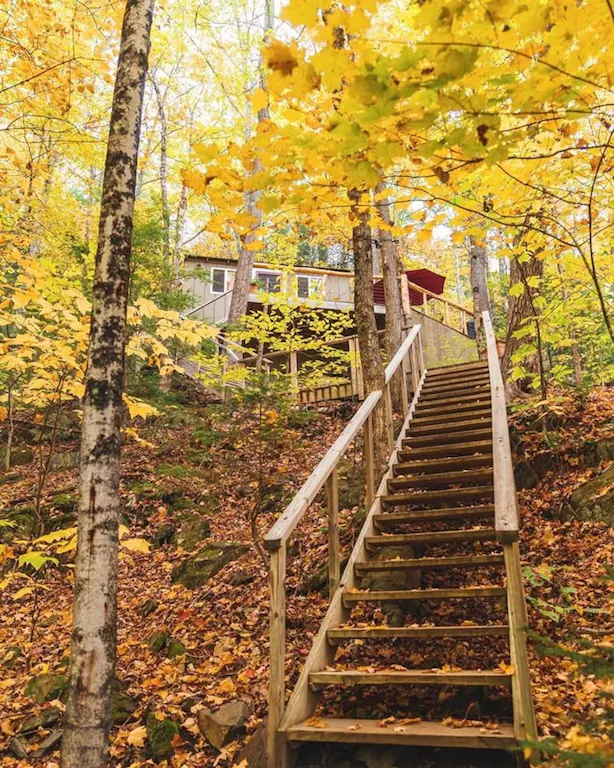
[289,350,298,393]
[461,309,466,334]
[268,544,287,768]
[444,300,450,327]
[384,381,394,451]
[348,337,358,397]
[423,290,428,315]
[364,413,375,507]
[326,467,340,600]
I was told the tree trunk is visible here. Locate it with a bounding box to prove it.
[469,239,490,353]
[172,181,188,288]
[227,0,274,328]
[351,189,387,474]
[61,1,155,766]
[375,185,404,413]
[150,72,171,279]
[501,253,544,400]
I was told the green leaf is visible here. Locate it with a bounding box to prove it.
[18,552,59,571]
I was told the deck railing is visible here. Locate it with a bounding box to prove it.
[483,310,537,748]
[408,280,474,336]
[263,324,424,767]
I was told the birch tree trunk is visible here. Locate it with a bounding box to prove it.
[227,0,274,328]
[469,238,490,353]
[60,1,155,765]
[150,72,171,279]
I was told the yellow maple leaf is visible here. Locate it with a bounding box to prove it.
[126,724,147,747]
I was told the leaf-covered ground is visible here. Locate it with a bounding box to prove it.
[0,388,613,766]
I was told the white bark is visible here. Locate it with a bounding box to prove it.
[61,1,155,765]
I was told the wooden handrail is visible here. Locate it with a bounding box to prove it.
[264,325,421,550]
[407,280,474,317]
[483,310,519,542]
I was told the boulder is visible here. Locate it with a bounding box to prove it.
[148,630,170,653]
[570,463,614,524]
[167,639,187,659]
[152,523,175,549]
[49,450,80,471]
[514,459,540,490]
[25,673,67,704]
[138,598,159,618]
[19,706,62,734]
[30,729,62,757]
[233,720,266,768]
[197,700,251,749]
[363,544,421,627]
[171,542,249,589]
[171,513,211,551]
[146,711,180,760]
[597,437,614,463]
[0,446,33,469]
[112,688,139,724]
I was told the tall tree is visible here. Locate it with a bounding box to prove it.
[376,185,404,412]
[227,0,274,328]
[60,1,155,765]
[469,237,490,352]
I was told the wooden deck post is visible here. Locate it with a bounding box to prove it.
[326,468,340,600]
[364,413,375,507]
[268,545,287,768]
[384,382,394,451]
[423,291,428,315]
[289,350,298,393]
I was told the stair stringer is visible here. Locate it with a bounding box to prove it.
[276,370,427,759]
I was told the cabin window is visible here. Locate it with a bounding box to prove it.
[297,275,323,299]
[256,271,280,293]
[211,268,227,294]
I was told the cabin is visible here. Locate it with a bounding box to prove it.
[181,255,480,401]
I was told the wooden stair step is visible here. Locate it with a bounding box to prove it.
[428,361,489,378]
[420,388,491,404]
[286,717,516,748]
[382,486,494,508]
[374,504,495,526]
[309,669,512,689]
[416,399,491,418]
[399,440,493,461]
[342,585,506,604]
[327,624,509,643]
[408,419,492,437]
[388,468,494,490]
[410,404,491,432]
[366,528,497,547]
[403,429,493,448]
[394,454,493,475]
[355,554,505,574]
[422,377,491,395]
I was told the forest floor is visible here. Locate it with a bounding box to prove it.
[0,385,613,766]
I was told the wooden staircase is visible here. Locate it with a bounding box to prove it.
[264,322,536,767]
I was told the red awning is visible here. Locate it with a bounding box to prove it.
[373,268,446,306]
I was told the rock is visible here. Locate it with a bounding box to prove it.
[112,689,139,724]
[198,700,251,750]
[19,706,62,734]
[514,459,540,490]
[364,544,421,627]
[148,630,170,653]
[229,570,256,587]
[138,598,159,618]
[25,673,67,704]
[152,523,176,549]
[597,437,614,463]
[9,737,30,758]
[31,729,62,757]
[167,639,187,659]
[570,463,614,523]
[146,711,180,760]
[50,492,77,512]
[0,507,36,543]
[0,446,33,468]
[171,542,249,589]
[171,513,211,552]
[233,720,266,768]
[48,450,80,471]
